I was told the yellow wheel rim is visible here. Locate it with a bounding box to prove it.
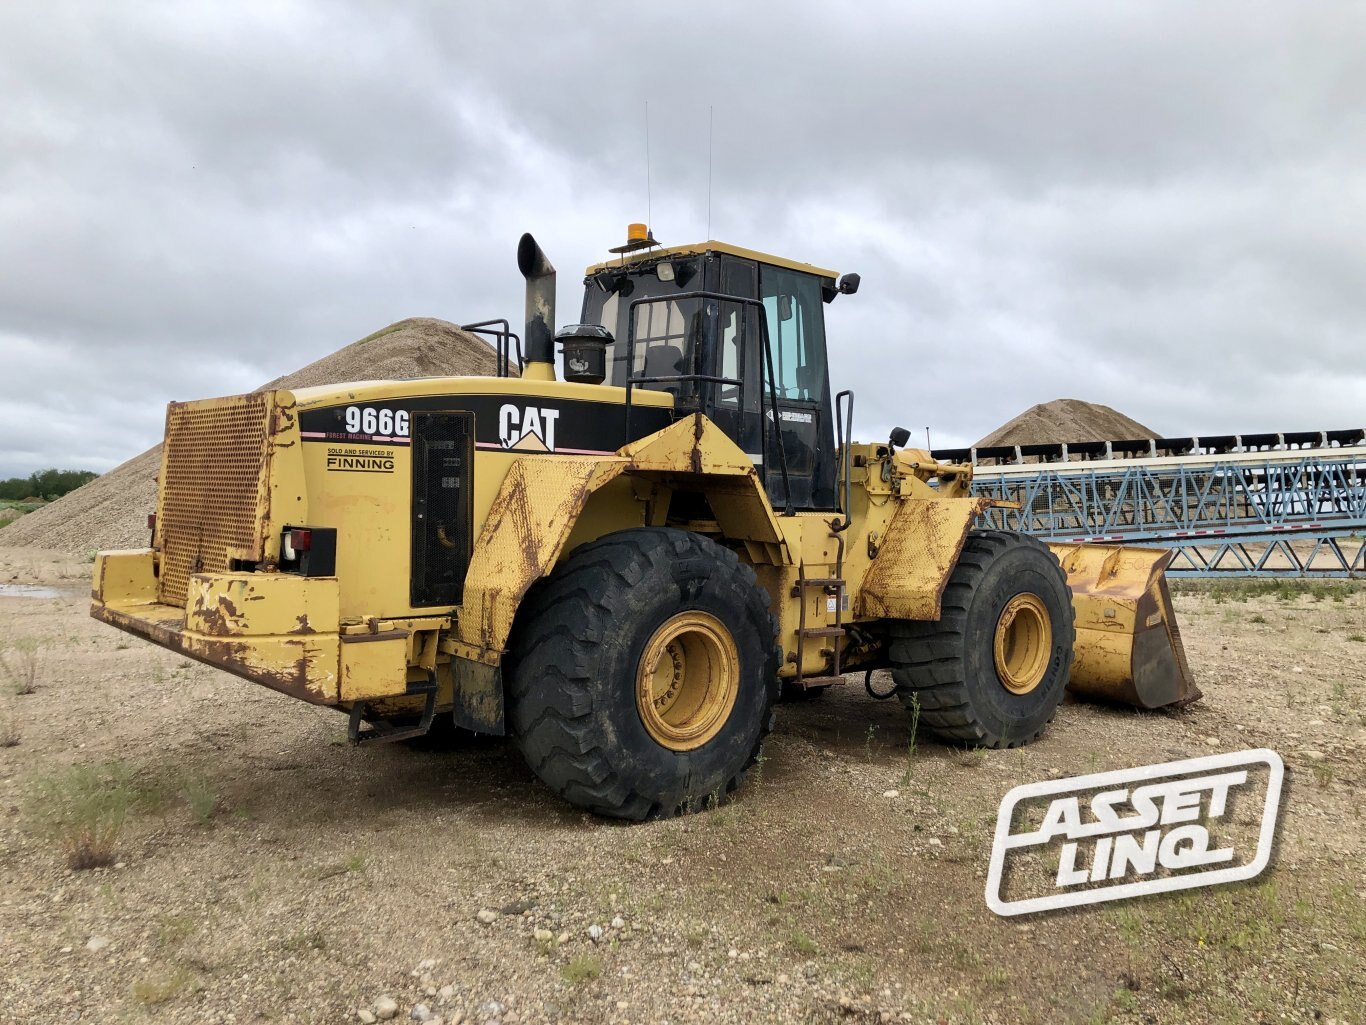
[993,593,1052,695]
[635,611,740,752]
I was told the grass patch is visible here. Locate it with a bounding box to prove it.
[29,761,137,869]
[1163,879,1285,954]
[0,699,19,747]
[789,931,819,955]
[1348,634,1365,643]
[131,968,195,1006]
[1172,578,1364,603]
[561,954,601,986]
[0,638,41,695]
[950,745,987,768]
[310,853,366,879]
[157,914,194,948]
[707,803,738,829]
[181,776,217,825]
[983,966,1009,989]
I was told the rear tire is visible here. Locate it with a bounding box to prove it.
[506,527,780,820]
[889,530,1074,748]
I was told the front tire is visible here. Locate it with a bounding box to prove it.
[506,528,780,820]
[889,530,1075,748]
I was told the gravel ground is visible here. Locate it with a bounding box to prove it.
[973,399,1155,448]
[0,547,1363,1025]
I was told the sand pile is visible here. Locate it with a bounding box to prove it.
[1,318,504,555]
[975,399,1156,449]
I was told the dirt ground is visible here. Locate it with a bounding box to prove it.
[0,546,1362,1025]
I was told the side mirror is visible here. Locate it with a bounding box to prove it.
[889,426,911,449]
[778,295,794,322]
[838,273,860,296]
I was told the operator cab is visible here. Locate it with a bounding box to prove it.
[579,232,858,511]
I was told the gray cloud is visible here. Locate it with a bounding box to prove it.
[1,1,1361,476]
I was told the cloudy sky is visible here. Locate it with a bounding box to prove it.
[1,1,1362,477]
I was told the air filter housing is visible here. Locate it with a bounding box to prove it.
[556,324,612,385]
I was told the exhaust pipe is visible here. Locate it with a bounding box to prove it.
[517,233,556,382]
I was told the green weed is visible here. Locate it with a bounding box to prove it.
[561,954,601,986]
[899,694,921,786]
[30,761,137,869]
[131,968,195,1006]
[0,638,41,695]
[0,699,19,747]
[789,931,819,955]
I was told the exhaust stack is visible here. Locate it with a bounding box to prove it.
[517,233,556,382]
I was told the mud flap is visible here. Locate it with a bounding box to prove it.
[1050,543,1202,710]
[452,657,506,735]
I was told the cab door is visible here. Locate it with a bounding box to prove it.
[758,265,838,510]
[712,255,838,511]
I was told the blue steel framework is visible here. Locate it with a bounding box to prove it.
[932,434,1366,578]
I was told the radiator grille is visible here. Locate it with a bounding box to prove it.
[158,394,273,606]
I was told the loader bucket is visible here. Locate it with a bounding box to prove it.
[1048,543,1202,710]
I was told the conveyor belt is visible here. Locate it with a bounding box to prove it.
[931,430,1366,577]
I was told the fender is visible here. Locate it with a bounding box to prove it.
[445,414,792,733]
[855,496,994,621]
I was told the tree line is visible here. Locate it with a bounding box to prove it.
[0,468,98,502]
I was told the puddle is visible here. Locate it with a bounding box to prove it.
[0,583,66,599]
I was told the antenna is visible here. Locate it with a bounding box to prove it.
[926,427,932,450]
[644,101,652,232]
[707,105,714,239]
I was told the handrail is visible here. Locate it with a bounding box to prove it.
[461,319,523,378]
[833,389,854,531]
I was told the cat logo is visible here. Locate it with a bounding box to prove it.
[499,404,561,452]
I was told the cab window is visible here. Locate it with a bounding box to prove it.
[760,267,827,403]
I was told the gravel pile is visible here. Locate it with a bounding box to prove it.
[974,397,1156,448]
[0,318,504,555]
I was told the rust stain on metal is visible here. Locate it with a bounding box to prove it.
[856,497,989,621]
[458,456,627,659]
[90,557,106,602]
[93,603,332,706]
[291,613,316,635]
[691,412,705,474]
[192,590,243,637]
[212,637,318,703]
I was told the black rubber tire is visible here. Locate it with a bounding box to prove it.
[505,527,781,820]
[889,530,1075,748]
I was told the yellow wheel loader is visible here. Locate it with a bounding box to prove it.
[92,225,1198,819]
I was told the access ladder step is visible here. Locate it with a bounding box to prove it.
[791,577,847,597]
[348,672,437,746]
[790,675,848,689]
[800,627,848,638]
